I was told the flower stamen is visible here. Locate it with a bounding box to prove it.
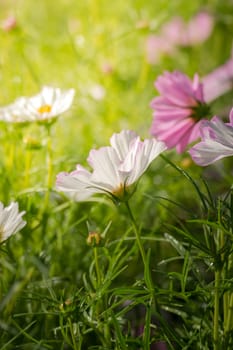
[37,104,52,114]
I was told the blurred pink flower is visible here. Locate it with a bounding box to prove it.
[56,130,166,202]
[145,12,214,64]
[185,12,214,46]
[150,71,210,153]
[202,58,233,102]
[100,61,114,75]
[161,12,214,47]
[189,109,233,166]
[1,15,17,32]
[160,17,186,46]
[145,35,175,64]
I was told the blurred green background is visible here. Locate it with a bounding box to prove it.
[1,0,232,155]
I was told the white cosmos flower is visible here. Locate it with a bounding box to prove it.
[0,202,26,243]
[0,86,75,123]
[189,109,233,166]
[56,130,167,201]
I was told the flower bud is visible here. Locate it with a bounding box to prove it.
[86,231,101,246]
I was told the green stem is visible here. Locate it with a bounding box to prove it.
[124,201,154,293]
[213,269,220,350]
[24,149,32,189]
[93,248,111,347]
[68,317,79,350]
[125,201,146,267]
[223,287,228,332]
[7,137,15,171]
[143,299,152,350]
[125,201,153,350]
[94,247,101,287]
[219,231,228,332]
[44,125,53,208]
[226,292,233,332]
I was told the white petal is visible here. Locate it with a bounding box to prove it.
[110,130,138,160]
[88,147,123,191]
[56,166,98,201]
[119,138,167,184]
[205,118,233,147]
[190,139,233,166]
[190,116,233,166]
[0,202,26,242]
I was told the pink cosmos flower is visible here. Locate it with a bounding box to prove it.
[150,71,210,153]
[189,109,233,166]
[56,130,167,202]
[202,58,233,103]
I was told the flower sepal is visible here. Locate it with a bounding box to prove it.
[86,221,112,247]
[110,182,137,205]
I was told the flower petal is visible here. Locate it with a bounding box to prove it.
[88,147,124,192]
[0,202,26,242]
[189,114,233,165]
[56,166,96,201]
[110,130,138,160]
[119,138,167,184]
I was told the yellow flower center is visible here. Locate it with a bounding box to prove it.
[112,183,127,200]
[37,104,52,114]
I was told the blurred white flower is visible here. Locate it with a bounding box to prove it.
[0,202,26,243]
[0,86,75,123]
[89,84,106,101]
[0,102,30,123]
[56,130,167,202]
[75,35,85,48]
